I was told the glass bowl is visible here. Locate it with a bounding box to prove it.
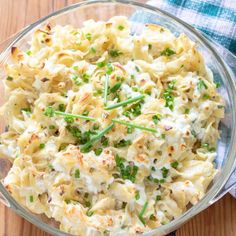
[0,1,236,235]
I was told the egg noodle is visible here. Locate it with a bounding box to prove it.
[0,16,224,235]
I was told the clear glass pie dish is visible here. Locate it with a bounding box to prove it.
[0,1,236,235]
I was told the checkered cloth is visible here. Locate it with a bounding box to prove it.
[148,0,236,54]
[131,0,236,198]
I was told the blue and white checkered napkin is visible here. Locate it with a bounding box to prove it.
[148,0,236,54]
[140,0,236,197]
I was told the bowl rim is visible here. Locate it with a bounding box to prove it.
[0,0,236,235]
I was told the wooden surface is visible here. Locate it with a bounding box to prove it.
[0,1,236,236]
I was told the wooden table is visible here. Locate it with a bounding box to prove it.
[0,1,236,235]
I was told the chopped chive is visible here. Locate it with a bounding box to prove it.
[161,167,169,178]
[114,139,131,148]
[21,108,31,113]
[82,110,89,116]
[39,143,45,149]
[96,61,106,68]
[203,94,210,99]
[160,48,176,56]
[73,66,78,71]
[118,25,124,30]
[138,201,148,225]
[135,65,140,72]
[86,210,93,217]
[65,199,71,204]
[6,76,13,81]
[109,49,122,57]
[191,129,197,137]
[29,195,34,202]
[59,143,68,151]
[82,73,90,83]
[26,50,32,56]
[149,214,156,220]
[115,155,138,182]
[48,164,54,169]
[184,108,190,114]
[80,123,114,152]
[94,148,103,156]
[160,179,165,184]
[156,195,161,201]
[148,44,152,50]
[104,75,109,105]
[101,136,109,147]
[202,143,209,148]
[74,169,80,178]
[152,114,161,124]
[157,150,162,155]
[198,79,208,90]
[127,127,134,134]
[112,119,157,133]
[106,63,113,75]
[215,81,221,88]
[110,82,122,93]
[135,191,140,200]
[54,111,96,121]
[93,123,100,130]
[58,104,66,112]
[64,116,74,123]
[85,33,92,41]
[90,47,96,53]
[71,74,79,81]
[161,134,166,139]
[44,106,54,117]
[105,95,144,110]
[49,125,56,129]
[171,161,179,168]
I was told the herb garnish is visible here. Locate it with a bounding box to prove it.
[6,76,13,81]
[44,106,96,121]
[160,48,176,56]
[105,95,144,110]
[29,195,34,203]
[163,80,176,110]
[115,155,139,183]
[135,191,140,200]
[118,25,124,30]
[39,143,45,149]
[110,82,122,93]
[161,167,169,178]
[112,119,157,133]
[171,161,179,168]
[109,49,122,57]
[138,201,148,225]
[152,114,161,124]
[80,123,114,152]
[74,169,80,178]
[114,139,131,148]
[96,61,106,68]
[85,33,92,41]
[197,79,208,90]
